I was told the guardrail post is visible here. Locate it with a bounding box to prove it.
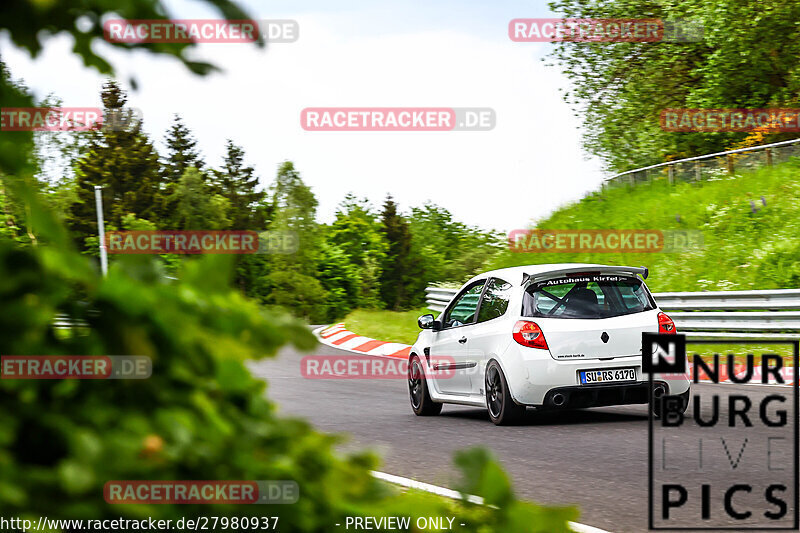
[726,154,734,175]
[667,164,674,185]
[695,160,702,181]
[766,148,773,166]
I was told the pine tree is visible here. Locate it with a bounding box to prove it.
[379,195,412,309]
[213,140,265,229]
[160,115,205,226]
[69,81,162,247]
[163,115,204,185]
[261,161,326,321]
[268,161,319,272]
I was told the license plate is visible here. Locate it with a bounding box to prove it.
[580,367,636,385]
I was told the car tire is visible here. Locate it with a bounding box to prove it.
[485,360,526,425]
[408,355,442,416]
[653,389,690,419]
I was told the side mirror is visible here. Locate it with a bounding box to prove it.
[418,314,435,329]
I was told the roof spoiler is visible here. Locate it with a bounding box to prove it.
[522,265,649,286]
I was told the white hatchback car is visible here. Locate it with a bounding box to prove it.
[408,263,690,425]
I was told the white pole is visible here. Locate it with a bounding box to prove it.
[94,185,108,276]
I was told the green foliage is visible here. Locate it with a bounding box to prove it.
[0,186,24,242]
[454,449,575,532]
[379,195,412,310]
[405,203,504,305]
[173,167,230,230]
[0,3,574,528]
[213,140,266,230]
[488,160,800,291]
[69,81,162,242]
[317,242,362,320]
[162,115,205,185]
[328,195,388,308]
[261,269,329,323]
[269,162,320,274]
[0,181,575,530]
[548,0,800,171]
[0,0,257,82]
[0,58,36,179]
[160,116,207,226]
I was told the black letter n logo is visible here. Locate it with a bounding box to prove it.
[642,333,686,373]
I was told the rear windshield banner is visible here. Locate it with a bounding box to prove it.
[530,274,638,290]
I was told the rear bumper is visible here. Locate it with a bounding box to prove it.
[499,344,691,406]
[542,381,669,409]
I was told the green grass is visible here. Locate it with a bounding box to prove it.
[343,307,430,345]
[487,159,800,292]
[688,343,795,366]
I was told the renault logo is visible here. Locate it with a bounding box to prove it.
[600,331,609,343]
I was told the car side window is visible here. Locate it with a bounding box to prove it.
[443,281,485,328]
[477,278,512,323]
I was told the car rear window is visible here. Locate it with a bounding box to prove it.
[522,274,655,319]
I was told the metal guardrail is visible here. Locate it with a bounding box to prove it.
[426,287,467,314]
[604,137,800,188]
[425,286,800,340]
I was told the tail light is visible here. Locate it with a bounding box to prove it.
[658,312,676,334]
[513,320,548,349]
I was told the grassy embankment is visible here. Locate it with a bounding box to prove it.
[346,161,800,360]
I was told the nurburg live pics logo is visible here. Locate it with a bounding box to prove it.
[644,333,799,530]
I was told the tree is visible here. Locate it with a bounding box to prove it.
[172,166,230,230]
[268,161,319,273]
[328,194,388,308]
[163,115,204,184]
[405,203,502,305]
[254,161,325,317]
[160,116,205,225]
[68,81,162,248]
[548,0,800,171]
[213,140,265,229]
[316,241,362,319]
[379,195,412,309]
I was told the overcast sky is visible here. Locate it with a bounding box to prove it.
[1,0,607,232]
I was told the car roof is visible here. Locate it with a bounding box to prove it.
[464,263,648,287]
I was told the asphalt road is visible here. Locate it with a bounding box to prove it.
[249,343,798,533]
